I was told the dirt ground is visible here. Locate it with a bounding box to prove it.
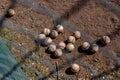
[109,0,120,8]
[0,0,120,80]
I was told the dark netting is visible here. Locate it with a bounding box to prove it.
[0,39,29,80]
[0,0,120,80]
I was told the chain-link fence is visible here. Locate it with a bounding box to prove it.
[0,0,120,80]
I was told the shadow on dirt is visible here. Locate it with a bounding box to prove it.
[96,25,120,47]
[45,48,59,59]
[1,0,120,79]
[65,67,75,75]
[78,46,95,55]
[96,0,120,17]
[96,39,106,47]
[54,0,89,25]
[39,57,76,80]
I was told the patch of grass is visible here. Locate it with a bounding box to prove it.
[0,28,17,56]
[21,55,49,79]
[0,28,15,41]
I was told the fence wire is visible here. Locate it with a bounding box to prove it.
[0,0,120,80]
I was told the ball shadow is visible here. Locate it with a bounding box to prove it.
[45,48,52,54]
[5,13,12,18]
[45,48,58,59]
[115,60,120,68]
[41,42,50,47]
[96,39,106,47]
[65,67,75,75]
[50,54,58,59]
[64,40,68,44]
[78,46,94,55]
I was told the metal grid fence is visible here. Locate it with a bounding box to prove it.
[0,0,120,80]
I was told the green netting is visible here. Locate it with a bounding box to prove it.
[0,38,29,80]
